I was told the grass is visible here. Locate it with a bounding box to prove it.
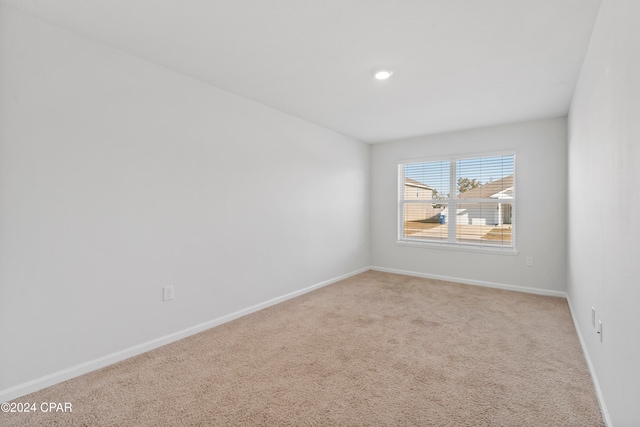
[482,226,512,241]
[404,221,442,235]
[404,221,512,243]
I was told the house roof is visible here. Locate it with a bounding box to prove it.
[405,177,433,190]
[458,175,514,199]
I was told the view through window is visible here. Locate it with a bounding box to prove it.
[398,153,515,251]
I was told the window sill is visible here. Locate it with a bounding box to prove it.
[396,239,519,255]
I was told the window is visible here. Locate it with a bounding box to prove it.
[398,153,515,252]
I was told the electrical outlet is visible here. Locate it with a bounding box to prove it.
[525,256,533,266]
[598,320,603,342]
[163,286,174,302]
[591,307,596,327]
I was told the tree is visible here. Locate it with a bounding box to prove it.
[431,189,448,209]
[457,177,481,193]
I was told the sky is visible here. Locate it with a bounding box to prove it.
[404,155,514,198]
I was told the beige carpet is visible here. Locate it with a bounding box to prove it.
[2,271,604,426]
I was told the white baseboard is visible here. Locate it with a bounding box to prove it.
[566,297,612,427]
[0,267,370,403]
[370,266,567,298]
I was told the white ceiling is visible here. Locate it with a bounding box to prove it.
[2,0,602,143]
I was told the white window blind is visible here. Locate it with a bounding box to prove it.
[398,153,515,252]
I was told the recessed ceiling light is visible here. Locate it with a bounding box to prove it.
[373,69,394,80]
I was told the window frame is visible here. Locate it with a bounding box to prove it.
[397,151,518,255]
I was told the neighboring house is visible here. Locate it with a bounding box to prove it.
[453,174,514,226]
[403,177,443,222]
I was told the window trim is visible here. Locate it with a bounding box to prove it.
[397,151,517,254]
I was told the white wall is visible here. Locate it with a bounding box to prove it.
[371,118,567,295]
[0,6,370,398]
[567,0,640,425]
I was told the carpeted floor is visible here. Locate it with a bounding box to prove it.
[1,271,604,426]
